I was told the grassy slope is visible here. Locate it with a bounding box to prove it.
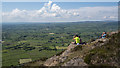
[84,32,120,67]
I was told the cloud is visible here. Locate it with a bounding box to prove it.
[2,1,118,22]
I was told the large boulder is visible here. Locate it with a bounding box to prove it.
[62,57,87,66]
[44,55,59,66]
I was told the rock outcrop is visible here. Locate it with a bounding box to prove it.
[62,57,87,66]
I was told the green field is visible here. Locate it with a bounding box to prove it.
[2,21,118,66]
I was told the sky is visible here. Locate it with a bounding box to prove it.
[2,1,118,22]
[2,0,120,2]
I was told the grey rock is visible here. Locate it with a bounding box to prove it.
[62,57,87,66]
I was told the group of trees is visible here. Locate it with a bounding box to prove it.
[39,46,57,51]
[3,42,35,51]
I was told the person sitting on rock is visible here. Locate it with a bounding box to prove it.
[78,36,82,44]
[78,36,86,45]
[73,35,80,45]
[101,32,107,39]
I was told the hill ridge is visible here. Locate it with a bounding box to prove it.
[22,31,119,67]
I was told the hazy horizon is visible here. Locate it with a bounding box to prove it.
[2,1,118,22]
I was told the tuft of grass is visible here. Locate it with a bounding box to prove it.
[39,57,48,61]
[84,53,95,64]
[71,45,82,52]
[56,49,66,56]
